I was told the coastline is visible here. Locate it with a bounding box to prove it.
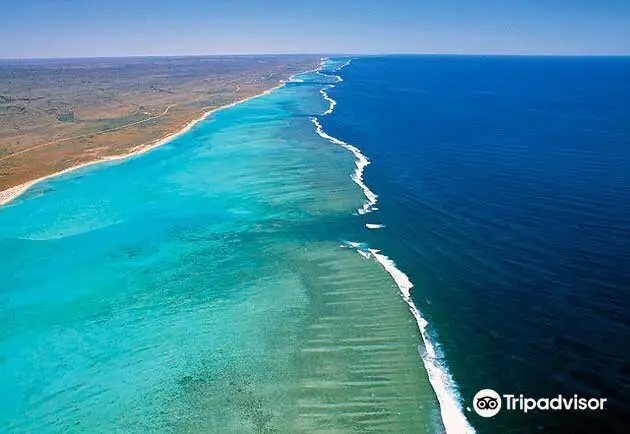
[1,56,469,432]
[0,79,296,207]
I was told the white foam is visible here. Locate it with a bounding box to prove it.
[312,58,475,434]
[367,249,476,434]
[365,223,385,229]
[341,241,371,258]
[311,117,378,214]
[356,249,371,259]
[315,70,342,83]
[340,240,364,249]
[326,58,351,82]
[334,58,352,71]
[320,88,336,115]
[312,59,376,214]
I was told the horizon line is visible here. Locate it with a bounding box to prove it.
[2,52,630,61]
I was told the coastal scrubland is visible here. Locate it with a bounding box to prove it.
[0,55,318,192]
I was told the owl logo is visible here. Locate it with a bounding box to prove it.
[473,389,502,417]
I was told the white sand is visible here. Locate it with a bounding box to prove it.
[0,81,289,207]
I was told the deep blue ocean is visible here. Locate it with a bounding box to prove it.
[324,56,630,433]
[1,56,629,433]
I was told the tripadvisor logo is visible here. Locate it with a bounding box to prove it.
[472,389,607,418]
[473,389,502,417]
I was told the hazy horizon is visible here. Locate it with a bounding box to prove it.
[2,0,629,59]
[3,52,630,62]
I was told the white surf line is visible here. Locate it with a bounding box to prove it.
[320,88,336,115]
[312,117,377,215]
[321,58,351,83]
[287,59,328,83]
[368,249,476,434]
[316,58,475,434]
[365,223,385,229]
[338,243,475,434]
[333,58,352,71]
[316,59,346,83]
[314,59,376,215]
[317,70,344,83]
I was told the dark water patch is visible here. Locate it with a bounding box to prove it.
[325,55,630,434]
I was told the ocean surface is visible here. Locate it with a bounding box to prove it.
[1,56,629,433]
[321,56,630,433]
[0,58,451,433]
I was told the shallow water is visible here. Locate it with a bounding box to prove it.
[0,60,446,433]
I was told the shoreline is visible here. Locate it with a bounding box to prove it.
[0,77,300,207]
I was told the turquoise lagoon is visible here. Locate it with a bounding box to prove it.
[0,60,445,433]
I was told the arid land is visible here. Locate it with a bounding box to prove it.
[0,55,319,194]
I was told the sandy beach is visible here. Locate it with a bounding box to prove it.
[0,80,291,207]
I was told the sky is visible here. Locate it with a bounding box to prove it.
[2,0,629,58]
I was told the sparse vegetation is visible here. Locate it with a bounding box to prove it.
[0,55,319,190]
[56,112,76,122]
